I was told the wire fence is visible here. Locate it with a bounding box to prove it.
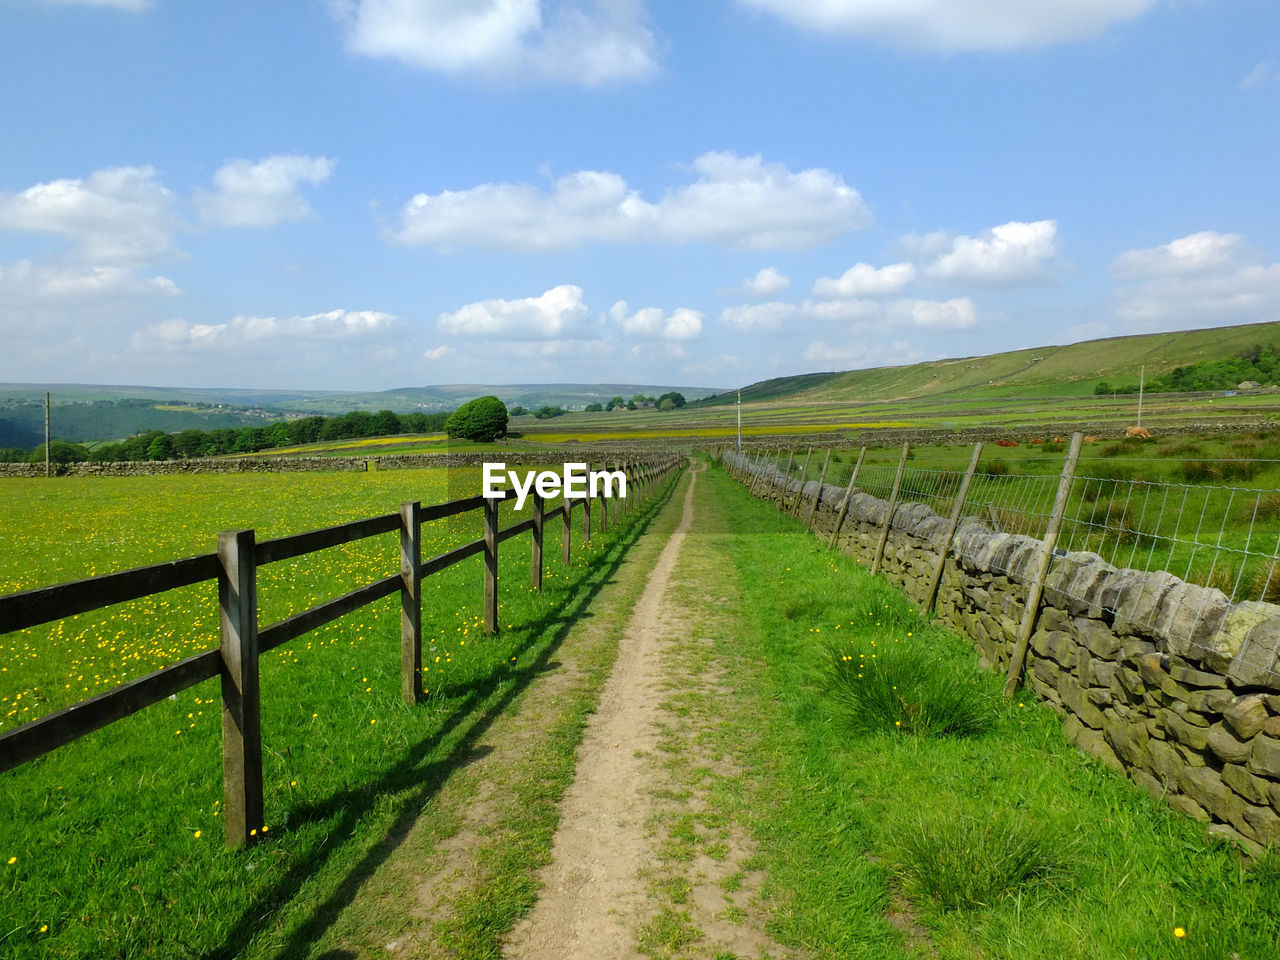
[753,444,1280,682]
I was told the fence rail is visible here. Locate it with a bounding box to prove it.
[0,457,682,845]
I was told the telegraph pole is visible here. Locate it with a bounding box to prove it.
[1137,365,1144,428]
[44,391,51,479]
[736,388,741,454]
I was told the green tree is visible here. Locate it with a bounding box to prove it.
[658,397,676,411]
[173,428,208,458]
[146,434,175,461]
[533,405,566,419]
[606,396,625,411]
[584,402,603,412]
[265,422,293,447]
[371,409,401,436]
[509,405,529,417]
[657,391,686,409]
[444,396,509,442]
[29,441,91,464]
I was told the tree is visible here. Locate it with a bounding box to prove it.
[146,434,174,461]
[657,391,686,409]
[371,409,401,436]
[29,441,90,464]
[444,396,509,442]
[509,405,529,417]
[265,422,293,447]
[533,405,566,419]
[606,396,625,411]
[584,403,603,412]
[658,398,676,411]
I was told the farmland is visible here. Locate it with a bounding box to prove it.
[0,465,676,958]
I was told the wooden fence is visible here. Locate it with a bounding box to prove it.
[0,456,682,846]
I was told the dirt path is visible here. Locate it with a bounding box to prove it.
[504,465,793,960]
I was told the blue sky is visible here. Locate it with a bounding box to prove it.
[0,0,1276,391]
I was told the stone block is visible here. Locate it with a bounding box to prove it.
[1076,618,1124,659]
[1224,694,1269,740]
[1129,767,1166,801]
[1104,715,1150,768]
[1206,724,1253,765]
[1266,716,1280,738]
[1178,765,1240,821]
[1064,714,1124,772]
[1167,658,1228,689]
[1085,657,1118,689]
[1244,803,1280,846]
[1110,570,1181,638]
[1148,738,1183,782]
[1166,713,1210,752]
[1248,735,1280,778]
[1116,667,1145,699]
[1183,688,1234,714]
[1167,793,1210,823]
[1222,763,1271,805]
[1087,686,1113,708]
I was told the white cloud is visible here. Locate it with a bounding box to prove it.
[802,338,925,367]
[606,300,702,340]
[1111,231,1280,329]
[885,297,978,329]
[0,165,178,264]
[921,220,1060,283]
[811,261,915,298]
[0,260,179,302]
[393,151,869,251]
[437,284,594,340]
[1111,230,1245,278]
[735,0,1157,52]
[423,344,455,361]
[800,298,881,323]
[1241,60,1277,91]
[331,0,658,87]
[195,155,335,227]
[739,266,790,298]
[134,309,398,350]
[719,301,798,332]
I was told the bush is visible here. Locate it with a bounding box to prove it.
[28,441,91,464]
[980,459,1010,476]
[1180,460,1219,483]
[888,812,1074,911]
[533,405,566,420]
[444,396,509,442]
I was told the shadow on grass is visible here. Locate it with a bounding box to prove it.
[202,468,686,960]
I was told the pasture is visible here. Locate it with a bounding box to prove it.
[0,465,671,958]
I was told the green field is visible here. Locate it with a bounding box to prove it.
[0,465,673,958]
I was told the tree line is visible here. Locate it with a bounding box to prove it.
[1094,344,1280,396]
[1,409,451,464]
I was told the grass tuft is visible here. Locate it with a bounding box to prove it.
[823,631,999,738]
[889,812,1075,912]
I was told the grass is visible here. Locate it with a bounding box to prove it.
[0,464,680,958]
[679,461,1280,959]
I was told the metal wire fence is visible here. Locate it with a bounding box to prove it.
[753,444,1280,682]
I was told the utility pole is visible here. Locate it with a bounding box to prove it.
[44,391,50,479]
[736,388,741,454]
[1137,365,1144,428]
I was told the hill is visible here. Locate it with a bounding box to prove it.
[699,320,1280,407]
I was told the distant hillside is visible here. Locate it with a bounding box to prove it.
[0,381,725,445]
[700,321,1280,407]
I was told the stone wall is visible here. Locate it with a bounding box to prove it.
[724,451,1280,850]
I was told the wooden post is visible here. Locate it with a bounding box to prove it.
[804,450,832,531]
[44,391,50,479]
[484,496,499,633]
[871,443,910,576]
[562,497,572,564]
[531,492,544,590]
[923,443,982,616]
[583,487,592,544]
[827,446,866,550]
[1004,432,1083,698]
[777,451,794,510]
[400,501,423,704]
[790,448,814,518]
[218,528,262,848]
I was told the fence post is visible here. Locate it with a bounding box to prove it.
[218,528,262,849]
[923,443,982,616]
[790,449,814,518]
[1004,432,1083,698]
[400,501,423,704]
[484,495,499,633]
[583,485,592,543]
[805,449,832,532]
[777,451,794,510]
[531,492,544,590]
[827,446,866,550]
[562,497,572,565]
[871,443,911,576]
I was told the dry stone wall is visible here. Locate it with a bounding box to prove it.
[724,451,1280,851]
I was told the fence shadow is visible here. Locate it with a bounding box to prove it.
[202,469,684,960]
